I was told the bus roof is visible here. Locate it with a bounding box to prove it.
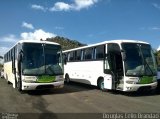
[18,40,60,45]
[63,39,150,52]
[4,40,60,56]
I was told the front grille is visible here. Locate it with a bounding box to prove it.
[137,86,151,92]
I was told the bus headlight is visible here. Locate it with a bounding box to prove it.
[55,75,64,81]
[23,76,37,83]
[126,80,136,84]
[126,78,139,84]
[153,76,157,82]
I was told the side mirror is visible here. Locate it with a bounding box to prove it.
[0,56,3,59]
[18,50,23,62]
[63,54,67,65]
[18,50,23,74]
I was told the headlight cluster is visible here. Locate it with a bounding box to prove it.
[55,75,64,81]
[126,80,137,84]
[126,77,139,84]
[23,76,37,83]
[152,76,157,82]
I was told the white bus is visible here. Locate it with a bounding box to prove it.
[63,40,157,92]
[4,40,64,92]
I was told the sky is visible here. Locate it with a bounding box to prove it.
[0,0,160,57]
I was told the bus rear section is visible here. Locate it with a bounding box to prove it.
[3,40,64,91]
[63,40,157,92]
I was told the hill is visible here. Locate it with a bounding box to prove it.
[156,50,160,66]
[46,36,87,50]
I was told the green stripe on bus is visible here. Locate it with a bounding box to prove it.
[36,76,56,83]
[139,76,153,84]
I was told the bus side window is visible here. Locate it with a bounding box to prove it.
[81,50,84,61]
[84,48,92,60]
[67,53,70,61]
[92,47,96,60]
[74,51,77,61]
[69,52,74,61]
[76,50,81,61]
[15,45,17,60]
[96,45,105,60]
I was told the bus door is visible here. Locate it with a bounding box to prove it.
[106,43,123,90]
[12,47,17,87]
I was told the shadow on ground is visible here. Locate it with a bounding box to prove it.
[111,88,160,97]
[27,81,98,96]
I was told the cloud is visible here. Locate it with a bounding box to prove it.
[22,22,34,30]
[50,0,99,12]
[0,34,18,56]
[0,47,9,56]
[1,34,18,43]
[21,29,56,41]
[0,29,56,56]
[140,26,160,31]
[31,4,46,11]
[150,27,160,30]
[157,46,160,51]
[152,3,160,10]
[50,2,72,11]
[55,26,64,30]
[74,0,98,10]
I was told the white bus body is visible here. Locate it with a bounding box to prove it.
[63,40,157,92]
[4,40,64,91]
[157,67,160,90]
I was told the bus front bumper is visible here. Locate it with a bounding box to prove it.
[21,81,64,90]
[124,82,157,92]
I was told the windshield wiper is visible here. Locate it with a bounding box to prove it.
[138,44,154,76]
[144,59,154,76]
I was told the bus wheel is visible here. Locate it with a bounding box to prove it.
[98,78,105,90]
[65,74,70,83]
[14,77,17,88]
[6,75,11,84]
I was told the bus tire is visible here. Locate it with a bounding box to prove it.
[14,77,17,88]
[6,75,11,84]
[65,74,70,83]
[98,78,105,91]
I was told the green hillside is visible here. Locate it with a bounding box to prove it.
[46,36,86,50]
[155,50,160,66]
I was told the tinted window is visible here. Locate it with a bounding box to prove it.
[96,45,105,59]
[14,46,17,59]
[84,48,92,60]
[68,52,74,61]
[76,50,81,61]
[9,51,11,61]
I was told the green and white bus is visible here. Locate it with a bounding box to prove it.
[4,40,64,91]
[63,40,157,92]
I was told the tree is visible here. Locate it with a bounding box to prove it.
[157,51,160,66]
[46,36,86,50]
[154,50,160,66]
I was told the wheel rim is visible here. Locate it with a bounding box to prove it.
[100,82,104,90]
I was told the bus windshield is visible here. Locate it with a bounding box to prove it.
[22,43,63,76]
[122,43,157,76]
